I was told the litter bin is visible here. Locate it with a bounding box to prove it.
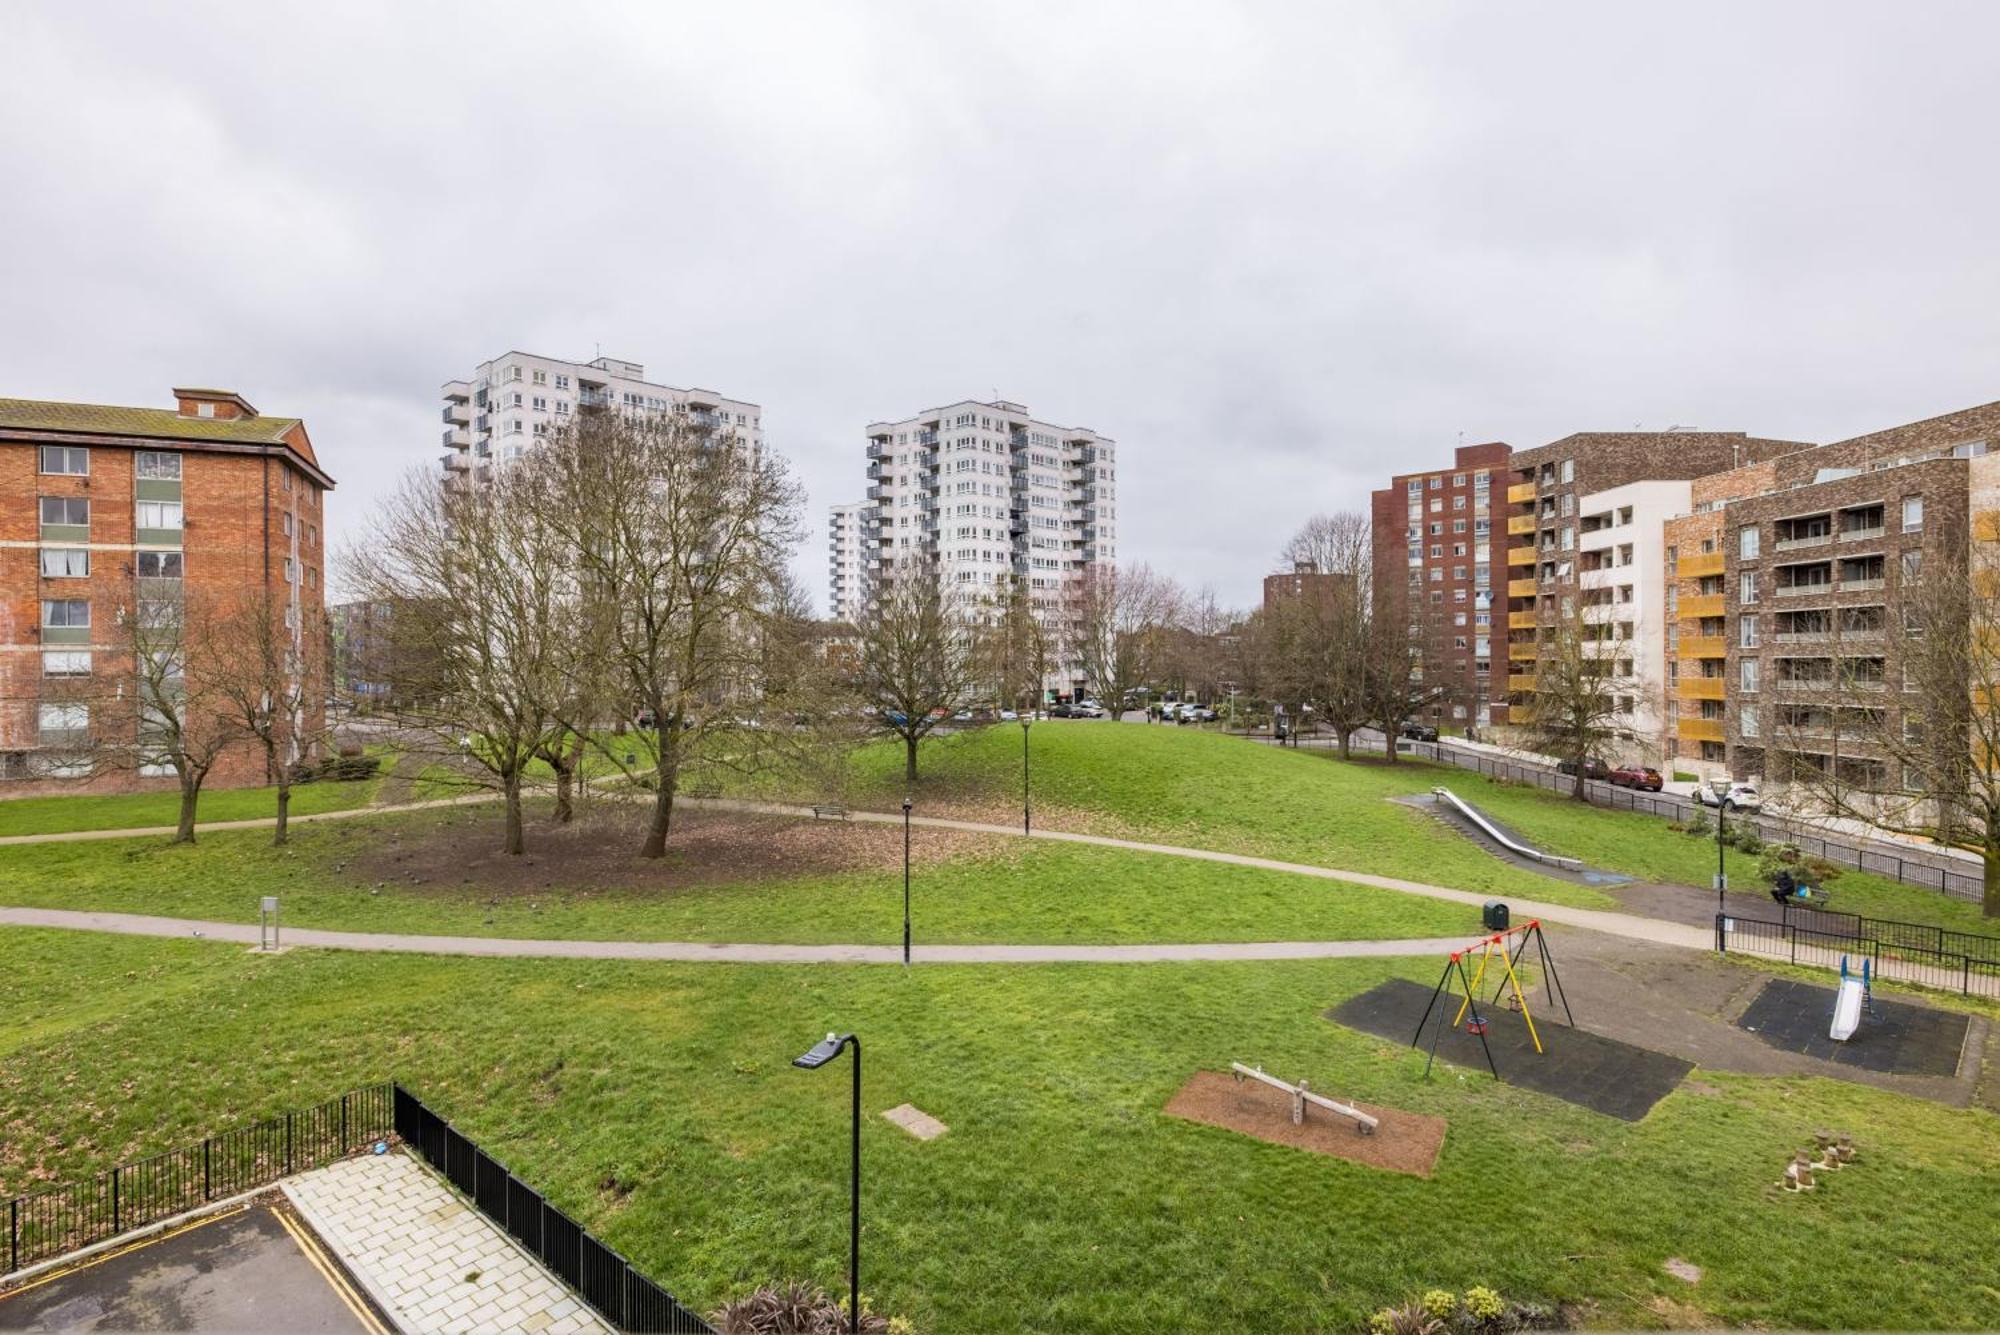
[1482,900,1509,932]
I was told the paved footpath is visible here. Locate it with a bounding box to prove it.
[285,1150,611,1334]
[0,790,1717,960]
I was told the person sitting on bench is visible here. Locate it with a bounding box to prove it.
[1770,868,1797,906]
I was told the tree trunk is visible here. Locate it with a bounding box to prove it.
[1336,728,1351,761]
[174,771,200,845]
[1382,727,1400,765]
[905,733,919,782]
[1984,820,2000,919]
[273,777,291,847]
[641,758,677,858]
[1572,768,1588,803]
[553,758,574,824]
[501,769,525,855]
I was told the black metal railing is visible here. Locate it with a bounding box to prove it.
[393,1086,712,1334]
[1246,728,1990,902]
[6,1085,393,1276]
[1716,909,2000,998]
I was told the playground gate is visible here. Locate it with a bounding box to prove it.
[1717,908,2000,999]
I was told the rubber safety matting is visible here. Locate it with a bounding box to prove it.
[1329,977,1692,1121]
[1735,978,1970,1076]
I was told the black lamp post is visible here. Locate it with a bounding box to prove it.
[793,1032,861,1335]
[901,796,912,966]
[1708,775,1731,918]
[1020,715,1033,835]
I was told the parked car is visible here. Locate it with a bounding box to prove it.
[1399,721,1439,743]
[1607,764,1663,792]
[1072,700,1106,719]
[1049,702,1078,718]
[1186,705,1218,723]
[1693,781,1763,812]
[1554,756,1612,780]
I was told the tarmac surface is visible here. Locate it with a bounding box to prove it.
[0,1202,377,1333]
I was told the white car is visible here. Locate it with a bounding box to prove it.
[1693,782,1762,812]
[1072,701,1106,719]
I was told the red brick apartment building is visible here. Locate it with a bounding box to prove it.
[1369,442,1514,727]
[0,388,335,791]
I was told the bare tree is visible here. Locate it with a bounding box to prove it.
[208,593,329,845]
[1521,598,1628,801]
[1767,540,2000,916]
[537,409,803,857]
[344,465,574,855]
[1065,562,1182,718]
[854,559,983,781]
[1262,514,1370,755]
[1364,594,1447,765]
[978,575,1053,715]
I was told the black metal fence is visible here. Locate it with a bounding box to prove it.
[1716,907,2000,998]
[6,1084,393,1276]
[1249,729,1989,903]
[393,1085,712,1334]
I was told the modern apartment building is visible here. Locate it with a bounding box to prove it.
[439,351,760,483]
[1261,563,1352,615]
[826,501,868,624]
[1501,431,1813,753]
[1717,401,2000,787]
[1663,460,1788,778]
[0,388,334,790]
[1368,442,1513,726]
[860,398,1113,586]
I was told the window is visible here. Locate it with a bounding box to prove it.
[38,703,87,738]
[1901,550,1923,582]
[1741,705,1760,739]
[1740,614,1759,648]
[281,511,293,536]
[1740,572,1759,605]
[1738,525,1760,559]
[137,551,184,578]
[42,651,90,677]
[1452,474,1467,487]
[1903,496,1924,532]
[40,496,88,526]
[555,375,570,390]
[39,445,88,475]
[532,369,546,384]
[136,501,183,531]
[1429,476,1443,490]
[136,451,182,479]
[1560,459,1575,484]
[1740,658,1760,692]
[42,599,89,628]
[39,548,88,578]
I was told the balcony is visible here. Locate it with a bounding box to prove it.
[1681,593,1725,618]
[1678,635,1726,658]
[866,484,888,501]
[1678,551,1725,579]
[1507,577,1538,598]
[1507,674,1536,692]
[1775,582,1832,598]
[1839,526,1886,543]
[1679,677,1726,701]
[1838,578,1886,592]
[442,380,471,403]
[441,426,469,449]
[1506,514,1537,535]
[442,402,470,426]
[866,460,884,480]
[1678,718,1725,743]
[442,454,469,473]
[866,441,886,460]
[1508,642,1538,660]
[578,388,612,409]
[1509,611,1538,629]
[1774,533,1834,552]
[1507,482,1536,504]
[1506,545,1537,567]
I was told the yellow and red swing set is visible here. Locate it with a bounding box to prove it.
[1410,919,1574,1079]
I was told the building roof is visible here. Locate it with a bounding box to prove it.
[0,396,332,485]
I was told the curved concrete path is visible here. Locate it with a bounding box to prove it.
[0,907,1473,965]
[0,793,1717,963]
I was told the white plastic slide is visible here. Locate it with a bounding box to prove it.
[1830,978,1864,1041]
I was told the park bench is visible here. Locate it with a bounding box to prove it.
[811,803,851,821]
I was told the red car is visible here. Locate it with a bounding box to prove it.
[1608,764,1663,792]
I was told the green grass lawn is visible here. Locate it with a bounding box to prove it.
[0,805,1480,945]
[2,930,1996,1331]
[761,723,1997,933]
[0,775,383,839]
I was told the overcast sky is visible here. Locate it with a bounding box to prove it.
[5,2,1997,610]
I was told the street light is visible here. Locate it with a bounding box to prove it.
[1708,776,1732,918]
[1020,715,1033,835]
[901,796,913,966]
[793,1031,861,1335]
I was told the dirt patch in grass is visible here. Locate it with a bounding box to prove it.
[337,804,994,896]
[1164,1070,1446,1176]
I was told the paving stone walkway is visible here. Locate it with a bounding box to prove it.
[284,1150,610,1335]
